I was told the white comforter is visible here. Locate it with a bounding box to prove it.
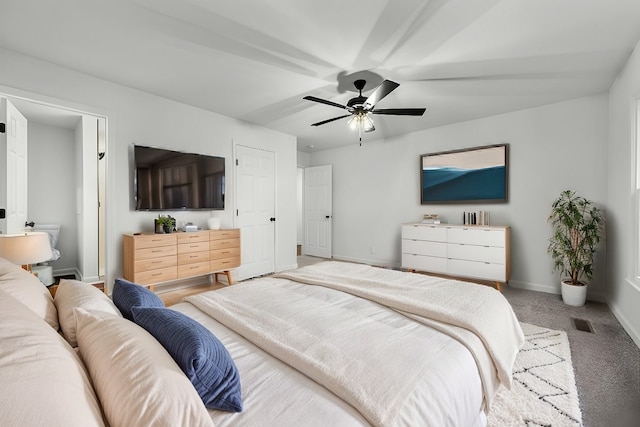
[177,261,523,426]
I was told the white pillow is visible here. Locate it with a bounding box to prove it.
[0,289,105,426]
[74,308,215,427]
[54,278,122,347]
[0,256,58,330]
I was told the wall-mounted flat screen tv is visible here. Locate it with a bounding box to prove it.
[420,143,508,204]
[133,145,225,211]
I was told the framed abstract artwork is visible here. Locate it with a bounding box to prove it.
[420,144,508,204]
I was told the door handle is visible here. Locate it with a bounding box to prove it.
[270,217,276,222]
[325,215,332,219]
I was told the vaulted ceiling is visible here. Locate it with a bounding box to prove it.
[2,0,640,151]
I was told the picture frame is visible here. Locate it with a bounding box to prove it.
[420,143,508,204]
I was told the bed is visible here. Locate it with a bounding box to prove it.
[0,257,524,427]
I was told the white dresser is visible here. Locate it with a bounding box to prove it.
[401,223,510,290]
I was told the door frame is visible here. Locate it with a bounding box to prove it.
[0,88,109,283]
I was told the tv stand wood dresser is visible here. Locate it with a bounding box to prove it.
[123,229,240,290]
[401,223,510,291]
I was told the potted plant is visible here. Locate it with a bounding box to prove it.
[547,190,603,306]
[155,215,175,234]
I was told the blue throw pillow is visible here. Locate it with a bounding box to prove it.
[131,306,242,412]
[112,278,164,321]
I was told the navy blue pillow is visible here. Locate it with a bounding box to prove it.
[131,306,242,412]
[112,278,164,321]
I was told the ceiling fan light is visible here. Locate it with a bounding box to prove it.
[363,115,375,132]
[347,115,358,130]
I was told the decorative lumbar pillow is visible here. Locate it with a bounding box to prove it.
[74,307,214,427]
[131,306,243,412]
[0,256,59,330]
[112,278,164,321]
[54,278,122,347]
[0,289,105,426]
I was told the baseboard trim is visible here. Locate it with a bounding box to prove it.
[609,301,640,349]
[509,280,558,294]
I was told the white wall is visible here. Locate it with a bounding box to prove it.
[607,40,640,347]
[0,47,297,292]
[27,122,78,274]
[308,95,609,297]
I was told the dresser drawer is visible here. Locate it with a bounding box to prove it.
[447,259,506,282]
[210,229,240,240]
[447,243,505,264]
[178,251,210,265]
[210,246,240,260]
[402,253,447,274]
[178,261,211,278]
[402,224,447,242]
[177,231,209,244]
[133,234,177,249]
[447,227,505,247]
[134,256,177,273]
[134,266,177,285]
[134,245,177,260]
[178,241,210,254]
[210,238,240,250]
[211,256,241,272]
[402,239,446,257]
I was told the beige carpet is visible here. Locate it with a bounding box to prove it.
[488,323,583,426]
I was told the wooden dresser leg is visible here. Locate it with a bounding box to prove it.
[495,282,502,292]
[225,270,233,285]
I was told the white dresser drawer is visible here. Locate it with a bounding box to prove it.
[447,227,505,247]
[447,243,505,264]
[402,253,447,274]
[402,239,446,257]
[447,259,506,282]
[402,224,447,242]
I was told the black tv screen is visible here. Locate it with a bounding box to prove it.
[133,145,225,211]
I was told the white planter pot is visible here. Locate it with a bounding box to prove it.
[561,280,587,306]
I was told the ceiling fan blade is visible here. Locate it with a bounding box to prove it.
[372,108,426,116]
[363,80,399,110]
[311,114,352,126]
[303,95,349,110]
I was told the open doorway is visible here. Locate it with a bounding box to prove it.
[5,96,106,283]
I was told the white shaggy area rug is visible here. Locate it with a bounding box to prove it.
[487,322,583,426]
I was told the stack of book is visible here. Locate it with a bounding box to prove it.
[463,211,490,226]
[422,214,441,224]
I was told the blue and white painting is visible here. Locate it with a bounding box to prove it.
[421,145,507,203]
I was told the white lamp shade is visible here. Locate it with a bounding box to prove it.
[0,232,53,265]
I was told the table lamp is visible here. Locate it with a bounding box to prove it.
[0,232,53,272]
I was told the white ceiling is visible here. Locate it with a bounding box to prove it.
[2,0,640,152]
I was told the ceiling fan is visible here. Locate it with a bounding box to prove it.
[303,79,426,143]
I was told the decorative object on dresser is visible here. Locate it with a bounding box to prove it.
[123,229,240,290]
[421,144,508,204]
[401,223,510,291]
[547,190,603,306]
[155,215,175,234]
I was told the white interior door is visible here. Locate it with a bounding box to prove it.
[235,145,275,280]
[304,165,332,258]
[0,97,28,234]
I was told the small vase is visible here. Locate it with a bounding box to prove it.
[207,217,221,230]
[154,219,164,234]
[163,224,172,234]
